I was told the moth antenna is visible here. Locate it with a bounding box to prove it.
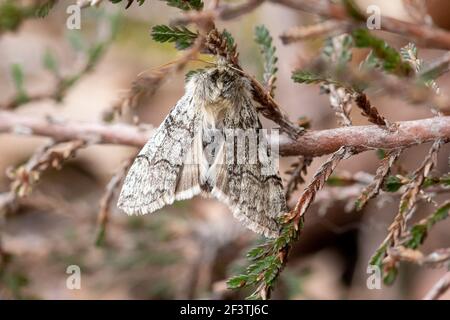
[190,58,217,66]
[137,58,216,78]
[136,61,178,77]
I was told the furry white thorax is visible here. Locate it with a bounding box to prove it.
[186,65,247,188]
[186,64,252,128]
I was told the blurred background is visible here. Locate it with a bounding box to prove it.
[0,0,450,299]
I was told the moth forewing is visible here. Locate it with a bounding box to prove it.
[117,88,202,215]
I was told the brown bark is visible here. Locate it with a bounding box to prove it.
[1,111,450,157]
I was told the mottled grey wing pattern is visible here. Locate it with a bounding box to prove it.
[118,64,287,238]
[210,97,287,238]
[117,92,201,215]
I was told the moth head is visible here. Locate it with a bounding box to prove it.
[188,63,251,106]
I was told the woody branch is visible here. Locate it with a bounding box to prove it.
[175,0,450,50]
[270,0,450,50]
[1,111,450,157]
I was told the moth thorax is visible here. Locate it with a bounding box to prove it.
[202,99,234,126]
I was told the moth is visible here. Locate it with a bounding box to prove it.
[117,59,287,238]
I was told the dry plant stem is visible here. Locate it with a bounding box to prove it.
[328,84,352,127]
[319,182,450,209]
[373,39,448,277]
[356,149,401,210]
[0,192,17,216]
[280,20,349,44]
[251,79,304,139]
[402,0,432,26]
[323,60,450,113]
[402,137,442,222]
[399,141,438,227]
[0,193,12,270]
[424,272,450,300]
[173,0,265,25]
[389,247,450,268]
[77,0,104,8]
[377,139,444,270]
[7,139,87,197]
[354,93,389,127]
[323,34,355,128]
[421,52,450,78]
[2,93,59,110]
[404,139,443,220]
[290,147,353,226]
[317,35,356,214]
[0,236,6,267]
[205,29,239,66]
[280,117,450,157]
[270,0,450,50]
[285,156,312,202]
[97,156,135,240]
[4,111,450,157]
[218,0,265,20]
[177,0,450,50]
[0,111,151,147]
[241,63,303,138]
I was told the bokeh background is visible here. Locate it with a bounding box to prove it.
[1,0,450,299]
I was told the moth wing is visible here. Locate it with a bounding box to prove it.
[118,92,202,215]
[212,163,286,238]
[209,99,287,238]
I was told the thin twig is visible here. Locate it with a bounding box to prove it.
[7,139,87,197]
[354,93,389,127]
[328,84,353,127]
[177,0,450,50]
[424,272,450,300]
[270,0,450,50]
[95,155,135,246]
[173,0,265,25]
[77,0,104,8]
[371,139,445,281]
[390,247,450,268]
[280,20,348,44]
[285,156,312,202]
[289,146,354,227]
[402,0,433,26]
[356,149,401,210]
